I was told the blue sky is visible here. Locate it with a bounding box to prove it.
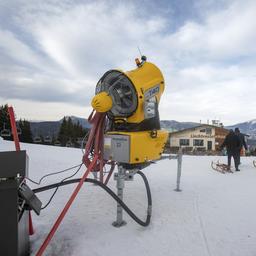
[0,0,255,125]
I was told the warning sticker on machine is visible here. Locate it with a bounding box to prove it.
[144,84,160,99]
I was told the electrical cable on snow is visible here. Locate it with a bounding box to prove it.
[25,163,83,185]
[40,163,83,210]
[33,170,152,226]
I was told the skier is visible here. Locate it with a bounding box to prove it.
[234,128,248,165]
[220,129,241,171]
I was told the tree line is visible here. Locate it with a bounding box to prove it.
[0,105,89,147]
[0,104,33,143]
[58,116,89,147]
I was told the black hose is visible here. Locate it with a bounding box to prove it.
[32,171,152,227]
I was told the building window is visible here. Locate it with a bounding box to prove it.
[200,129,206,133]
[193,139,204,146]
[206,128,212,134]
[179,139,189,146]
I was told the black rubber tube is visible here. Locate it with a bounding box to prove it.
[32,171,152,227]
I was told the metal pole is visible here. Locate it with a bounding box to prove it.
[92,171,98,180]
[112,165,126,227]
[92,171,98,186]
[174,148,183,192]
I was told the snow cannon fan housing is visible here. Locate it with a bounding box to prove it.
[91,56,168,168]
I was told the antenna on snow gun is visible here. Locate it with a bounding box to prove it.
[137,46,142,58]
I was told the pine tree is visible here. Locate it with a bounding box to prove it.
[0,104,12,141]
[57,116,89,147]
[58,117,69,146]
[18,119,33,143]
[66,117,73,144]
[0,105,32,143]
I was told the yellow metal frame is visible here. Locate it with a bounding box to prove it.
[107,130,168,164]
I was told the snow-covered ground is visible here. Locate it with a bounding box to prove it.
[1,139,256,256]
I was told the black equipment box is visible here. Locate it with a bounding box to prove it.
[0,150,30,256]
[0,150,28,178]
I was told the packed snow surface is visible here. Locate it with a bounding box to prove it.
[1,139,256,256]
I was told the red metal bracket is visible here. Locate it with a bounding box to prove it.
[8,106,20,151]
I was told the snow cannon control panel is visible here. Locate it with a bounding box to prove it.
[0,150,42,256]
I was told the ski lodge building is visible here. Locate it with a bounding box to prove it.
[169,124,230,153]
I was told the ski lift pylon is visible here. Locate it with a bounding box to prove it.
[16,122,22,135]
[0,123,11,137]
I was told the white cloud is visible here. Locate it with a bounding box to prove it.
[0,29,44,68]
[0,97,92,121]
[0,0,255,124]
[161,64,256,124]
[159,0,256,63]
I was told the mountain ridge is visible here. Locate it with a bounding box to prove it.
[29,116,256,137]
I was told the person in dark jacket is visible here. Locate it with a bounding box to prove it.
[235,127,248,165]
[220,129,241,171]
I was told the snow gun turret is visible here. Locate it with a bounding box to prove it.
[34,57,173,255]
[90,56,168,168]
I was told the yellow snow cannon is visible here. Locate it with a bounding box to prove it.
[91,56,168,168]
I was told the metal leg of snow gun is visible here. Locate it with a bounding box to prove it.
[172,149,183,192]
[112,166,137,227]
[158,149,183,191]
[112,165,127,227]
[112,148,184,227]
[110,163,153,227]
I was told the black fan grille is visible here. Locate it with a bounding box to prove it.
[95,71,138,117]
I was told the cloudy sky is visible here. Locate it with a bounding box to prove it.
[0,0,255,125]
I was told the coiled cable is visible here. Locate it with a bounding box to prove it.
[33,170,152,227]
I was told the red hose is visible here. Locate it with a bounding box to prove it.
[36,111,108,256]
[36,155,98,256]
[82,111,106,171]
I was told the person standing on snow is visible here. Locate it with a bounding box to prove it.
[220,129,241,171]
[234,127,248,165]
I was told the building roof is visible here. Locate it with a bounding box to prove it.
[169,124,229,135]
